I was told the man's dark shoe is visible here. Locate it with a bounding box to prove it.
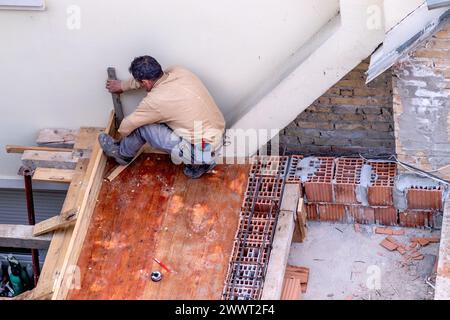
[183,163,216,179]
[98,133,133,166]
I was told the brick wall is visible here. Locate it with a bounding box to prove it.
[280,60,395,157]
[393,22,450,180]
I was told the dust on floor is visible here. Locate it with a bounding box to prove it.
[289,222,441,300]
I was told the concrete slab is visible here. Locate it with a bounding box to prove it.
[289,222,441,300]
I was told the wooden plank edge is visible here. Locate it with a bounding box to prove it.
[6,145,73,154]
[51,111,115,300]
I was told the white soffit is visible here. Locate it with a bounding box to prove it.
[366,3,450,83]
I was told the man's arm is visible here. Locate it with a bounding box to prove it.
[118,98,162,137]
[106,78,142,94]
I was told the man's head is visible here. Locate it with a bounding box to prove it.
[129,56,163,92]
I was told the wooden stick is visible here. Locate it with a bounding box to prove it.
[106,148,145,182]
[6,145,73,154]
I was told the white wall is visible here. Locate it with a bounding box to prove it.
[384,0,425,31]
[0,0,339,180]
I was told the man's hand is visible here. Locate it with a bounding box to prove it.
[106,80,123,94]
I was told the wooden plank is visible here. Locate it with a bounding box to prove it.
[32,209,78,237]
[21,150,78,170]
[261,210,295,300]
[33,168,74,184]
[67,155,250,300]
[73,127,104,158]
[37,128,78,148]
[52,111,115,300]
[280,184,301,212]
[105,147,145,182]
[6,145,73,154]
[33,111,115,298]
[436,196,450,300]
[261,184,300,300]
[281,278,302,300]
[107,67,125,128]
[32,160,88,297]
[0,224,52,249]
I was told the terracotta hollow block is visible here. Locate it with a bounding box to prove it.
[334,158,365,204]
[305,204,319,220]
[317,204,346,222]
[374,207,398,226]
[286,155,304,185]
[406,188,443,210]
[305,182,333,202]
[346,205,375,224]
[399,210,431,228]
[367,161,396,206]
[303,157,335,202]
[250,156,289,177]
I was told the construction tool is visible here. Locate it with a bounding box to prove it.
[107,67,125,129]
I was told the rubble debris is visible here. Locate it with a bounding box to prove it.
[375,227,405,236]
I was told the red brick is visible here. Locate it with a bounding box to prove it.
[286,155,304,184]
[250,156,289,177]
[380,238,398,251]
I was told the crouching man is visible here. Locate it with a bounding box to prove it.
[99,55,226,179]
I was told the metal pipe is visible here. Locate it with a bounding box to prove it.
[23,169,40,287]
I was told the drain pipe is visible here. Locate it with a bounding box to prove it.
[23,168,41,287]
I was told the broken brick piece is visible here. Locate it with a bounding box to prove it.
[375,227,405,236]
[354,224,361,233]
[397,247,407,255]
[410,237,441,247]
[380,238,398,251]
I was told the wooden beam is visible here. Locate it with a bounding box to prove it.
[0,224,52,249]
[261,184,300,300]
[32,209,78,236]
[21,150,78,170]
[33,168,74,184]
[293,198,307,243]
[52,111,115,300]
[261,210,295,300]
[6,145,73,154]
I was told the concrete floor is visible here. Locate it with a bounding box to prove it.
[289,222,441,300]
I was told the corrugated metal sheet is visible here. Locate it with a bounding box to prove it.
[0,188,66,266]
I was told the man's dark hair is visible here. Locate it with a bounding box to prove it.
[129,56,163,82]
